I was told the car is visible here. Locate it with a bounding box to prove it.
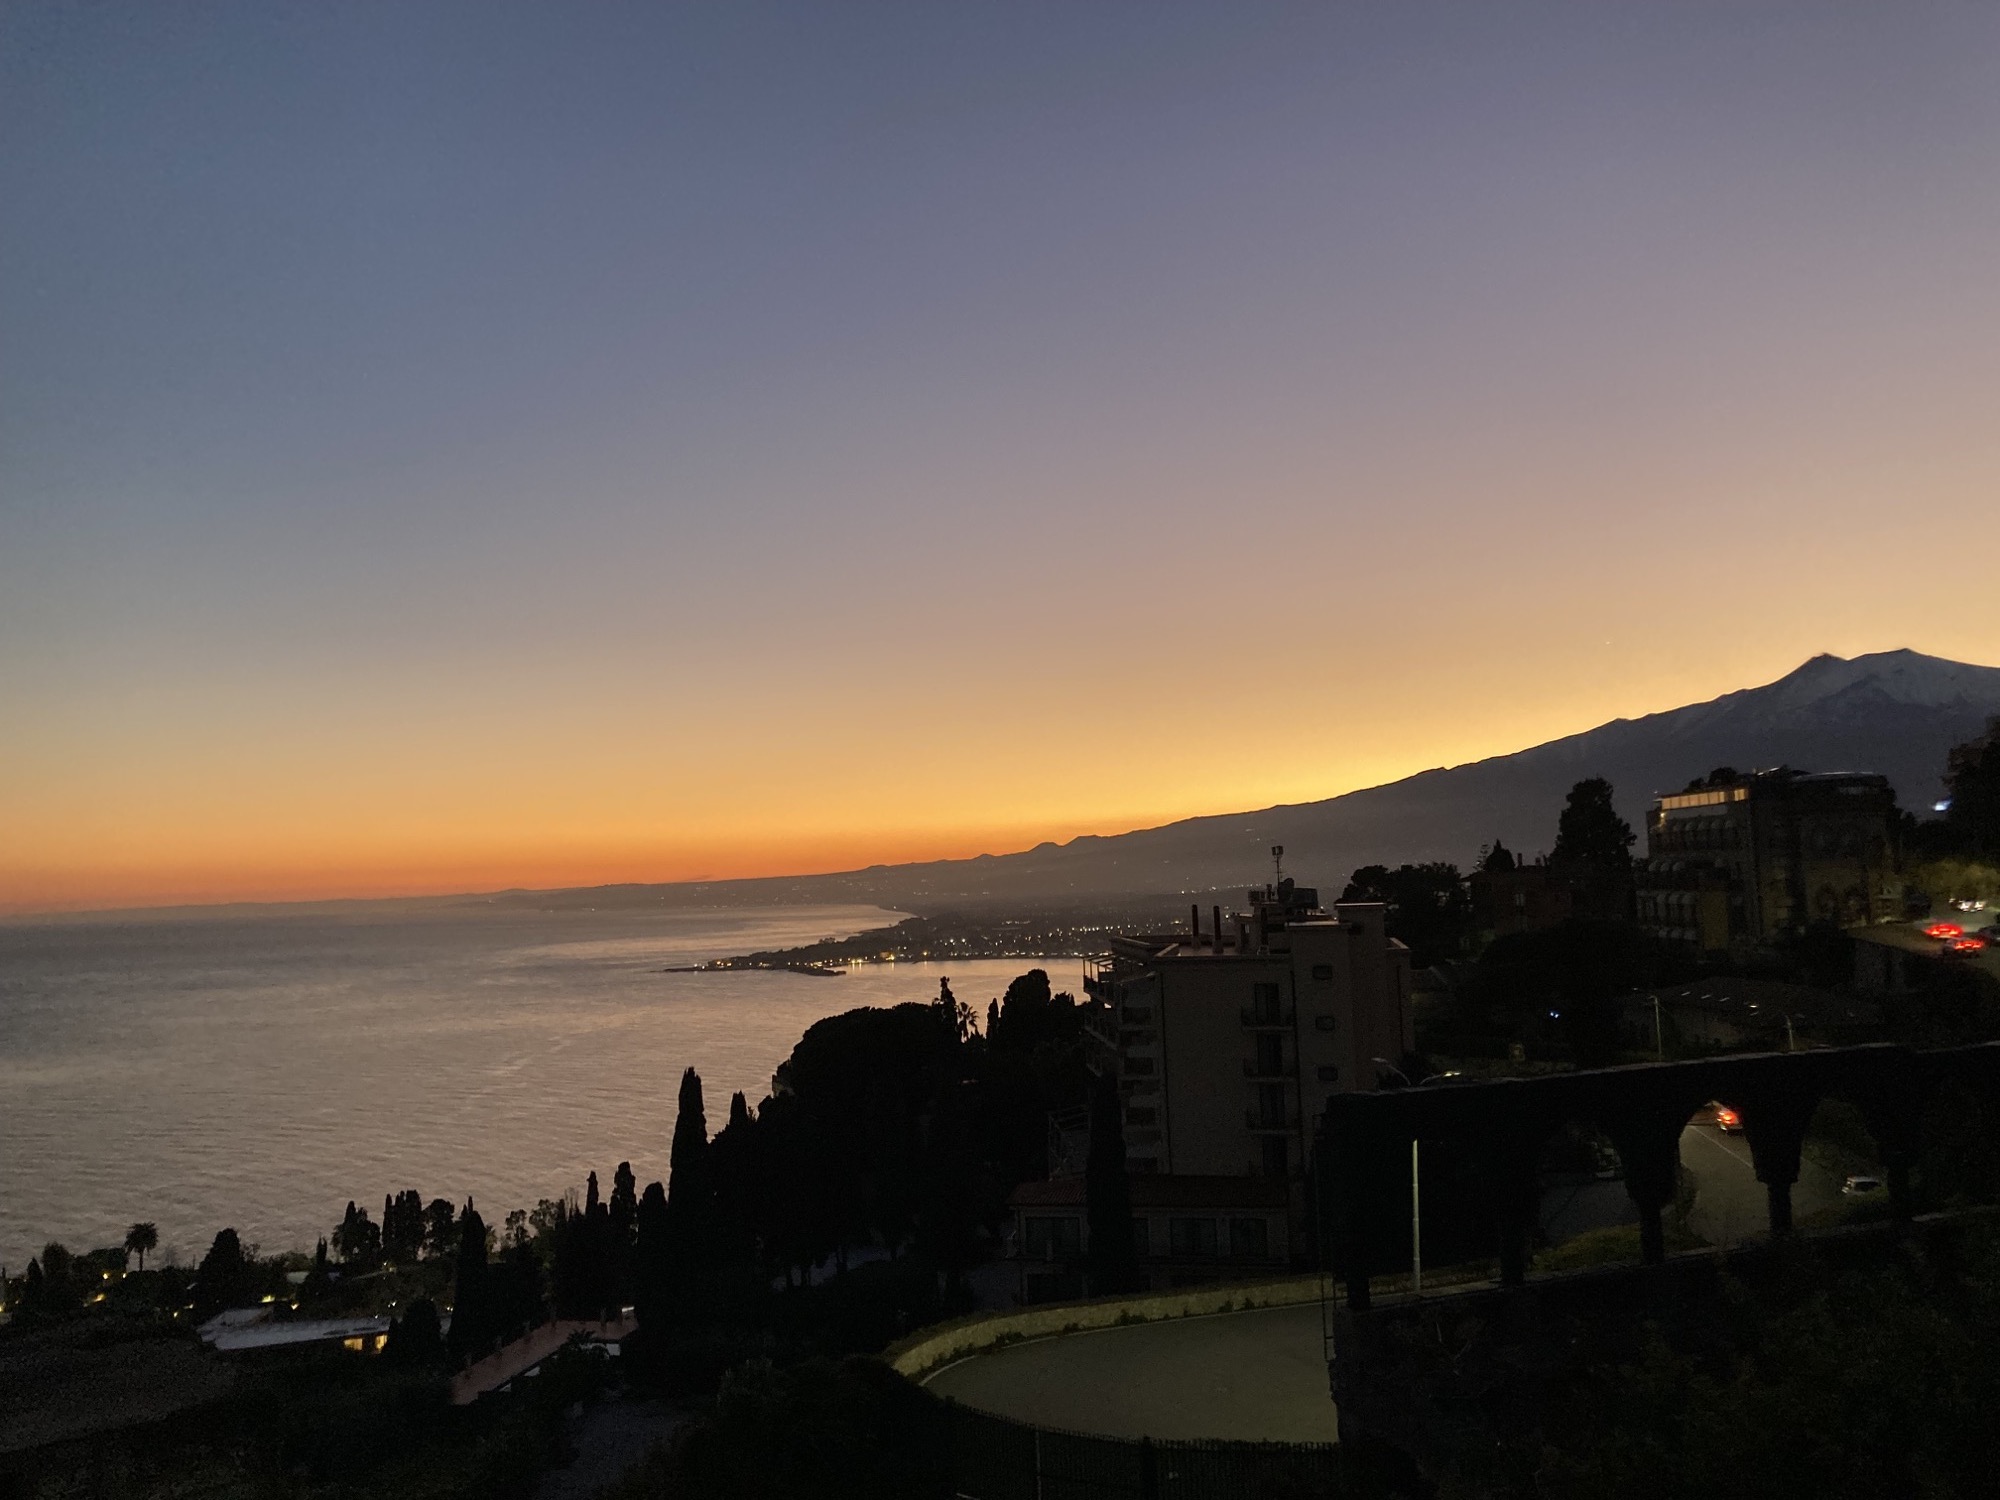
[1980,925,2000,944]
[1842,1175,1884,1197]
[1925,922,1965,940]
[1714,1104,1743,1134]
[1944,937,1987,959]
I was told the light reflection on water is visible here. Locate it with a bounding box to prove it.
[0,903,1084,1267]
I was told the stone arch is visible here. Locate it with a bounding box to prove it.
[1531,1110,1638,1267]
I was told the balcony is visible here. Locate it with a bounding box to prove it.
[1245,1107,1298,1132]
[1239,1006,1295,1028]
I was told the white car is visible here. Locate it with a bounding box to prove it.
[1841,1175,1884,1197]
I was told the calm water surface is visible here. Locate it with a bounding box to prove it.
[0,902,1081,1268]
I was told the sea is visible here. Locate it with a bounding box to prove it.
[0,900,1082,1270]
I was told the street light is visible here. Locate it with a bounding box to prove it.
[1372,1059,1458,1295]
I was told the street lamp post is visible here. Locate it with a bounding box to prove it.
[1409,1135,1421,1295]
[1373,1059,1456,1297]
[1650,996,1664,1061]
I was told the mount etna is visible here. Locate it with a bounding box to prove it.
[578,649,1999,912]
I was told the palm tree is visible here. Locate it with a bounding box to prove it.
[124,1221,159,1272]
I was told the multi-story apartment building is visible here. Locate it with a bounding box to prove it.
[1082,879,1413,1186]
[1634,768,1899,951]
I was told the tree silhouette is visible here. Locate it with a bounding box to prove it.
[124,1221,158,1273]
[1550,777,1636,873]
[422,1197,457,1260]
[382,1189,425,1264]
[301,1237,334,1305]
[1945,716,2000,859]
[192,1228,253,1317]
[633,1180,670,1331]
[1342,862,1475,966]
[334,1201,381,1269]
[386,1297,443,1367]
[1085,1071,1141,1295]
[1480,840,1516,873]
[447,1201,494,1360]
[610,1161,638,1238]
[670,1067,710,1207]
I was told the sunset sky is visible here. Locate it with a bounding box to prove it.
[5,2,1999,913]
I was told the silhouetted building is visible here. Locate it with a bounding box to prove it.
[1007,1174,1291,1302]
[1634,769,1899,950]
[1471,853,1632,937]
[1082,880,1412,1192]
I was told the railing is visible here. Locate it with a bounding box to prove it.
[1237,1006,1294,1028]
[1244,1107,1297,1131]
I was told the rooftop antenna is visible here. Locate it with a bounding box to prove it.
[1271,844,1284,883]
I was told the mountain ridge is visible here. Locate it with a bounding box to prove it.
[610,648,2000,911]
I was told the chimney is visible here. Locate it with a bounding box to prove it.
[1213,905,1224,952]
[1190,904,1200,944]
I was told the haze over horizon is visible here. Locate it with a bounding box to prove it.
[7,4,2000,913]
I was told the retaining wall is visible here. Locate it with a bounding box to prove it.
[884,1273,1330,1379]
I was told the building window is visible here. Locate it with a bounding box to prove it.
[1230,1217,1269,1260]
[1025,1215,1081,1262]
[1315,1014,1336,1032]
[1132,1218,1151,1257]
[1261,1136,1289,1177]
[1249,981,1283,1023]
[1126,1106,1156,1126]
[1125,1056,1155,1075]
[1169,1217,1218,1257]
[1256,1083,1287,1125]
[1311,964,1333,981]
[1254,1033,1284,1075]
[1316,1064,1338,1082]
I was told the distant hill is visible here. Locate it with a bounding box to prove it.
[523,649,2000,913]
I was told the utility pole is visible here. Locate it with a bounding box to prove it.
[1785,1013,1796,1053]
[1651,996,1664,1061]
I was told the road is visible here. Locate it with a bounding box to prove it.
[1680,1121,1844,1245]
[922,1301,1336,1443]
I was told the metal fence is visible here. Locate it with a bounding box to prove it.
[935,1398,1344,1500]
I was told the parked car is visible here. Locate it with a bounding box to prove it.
[1713,1104,1743,1134]
[1842,1175,1884,1197]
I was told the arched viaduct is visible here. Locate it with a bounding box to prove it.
[1321,1041,2000,1309]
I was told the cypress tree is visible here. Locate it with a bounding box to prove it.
[447,1201,493,1360]
[633,1181,670,1333]
[1085,1072,1141,1295]
[611,1161,638,1231]
[666,1068,714,1323]
[669,1068,709,1207]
